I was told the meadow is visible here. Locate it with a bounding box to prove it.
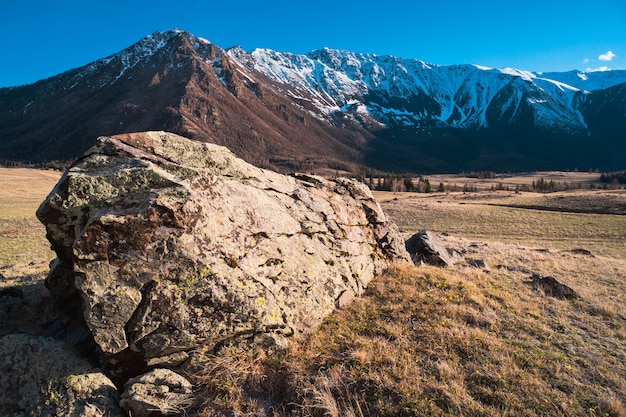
[1,168,625,416]
[0,168,59,280]
[193,176,626,416]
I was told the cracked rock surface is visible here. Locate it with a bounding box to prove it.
[0,334,120,416]
[37,131,409,371]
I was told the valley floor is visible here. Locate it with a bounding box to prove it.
[1,168,625,416]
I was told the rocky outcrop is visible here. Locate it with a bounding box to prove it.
[37,131,409,372]
[0,334,121,416]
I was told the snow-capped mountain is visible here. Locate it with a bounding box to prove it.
[233,46,626,136]
[2,29,625,173]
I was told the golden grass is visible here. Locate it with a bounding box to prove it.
[2,168,625,416]
[425,171,602,191]
[378,190,626,260]
[0,168,61,277]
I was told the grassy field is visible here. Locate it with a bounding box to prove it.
[424,170,604,191]
[1,168,625,416]
[376,189,626,260]
[0,168,61,279]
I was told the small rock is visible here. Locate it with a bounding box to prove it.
[335,289,355,308]
[528,274,580,300]
[562,248,594,257]
[255,333,289,350]
[405,230,460,267]
[466,259,488,269]
[496,264,533,275]
[120,369,194,417]
[146,351,190,368]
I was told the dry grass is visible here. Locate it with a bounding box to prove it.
[2,169,625,416]
[0,168,61,280]
[378,189,626,260]
[305,253,625,417]
[425,171,602,191]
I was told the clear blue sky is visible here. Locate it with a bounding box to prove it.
[1,0,625,87]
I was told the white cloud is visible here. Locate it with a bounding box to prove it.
[599,50,616,61]
[582,57,590,64]
[586,66,611,72]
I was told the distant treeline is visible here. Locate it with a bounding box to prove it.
[458,171,499,179]
[599,170,626,185]
[353,169,625,194]
[0,159,69,170]
[355,172,435,193]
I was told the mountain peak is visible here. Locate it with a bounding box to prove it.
[2,29,626,173]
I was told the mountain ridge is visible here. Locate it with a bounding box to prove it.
[1,29,625,173]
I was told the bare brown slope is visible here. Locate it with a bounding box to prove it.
[172,35,372,173]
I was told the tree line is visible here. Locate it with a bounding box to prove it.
[354,171,438,193]
[599,170,626,185]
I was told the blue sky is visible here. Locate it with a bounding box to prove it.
[1,0,625,87]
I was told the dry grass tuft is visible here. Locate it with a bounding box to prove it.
[185,343,296,416]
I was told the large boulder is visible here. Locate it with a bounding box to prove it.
[37,131,409,370]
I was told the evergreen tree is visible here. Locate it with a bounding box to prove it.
[403,175,413,192]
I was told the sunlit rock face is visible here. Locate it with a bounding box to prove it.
[37,131,409,370]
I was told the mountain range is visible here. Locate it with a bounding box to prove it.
[1,29,625,173]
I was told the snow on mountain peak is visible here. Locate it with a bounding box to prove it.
[499,68,536,82]
[59,30,626,136]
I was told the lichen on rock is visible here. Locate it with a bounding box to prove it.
[0,333,121,417]
[37,131,409,372]
[120,368,193,417]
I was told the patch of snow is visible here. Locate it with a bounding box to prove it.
[109,32,170,84]
[355,104,369,114]
[500,68,536,82]
[287,90,311,101]
[23,100,33,115]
